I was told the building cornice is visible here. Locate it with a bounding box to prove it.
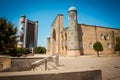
[79,24,120,30]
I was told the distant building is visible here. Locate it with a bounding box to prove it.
[17,15,38,49]
[47,6,120,56]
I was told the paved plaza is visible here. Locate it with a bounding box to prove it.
[31,54,120,80]
[0,54,120,80]
[57,55,120,80]
[29,54,120,80]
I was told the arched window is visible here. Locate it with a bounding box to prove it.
[89,43,93,49]
[101,34,104,39]
[106,34,109,40]
[65,33,67,41]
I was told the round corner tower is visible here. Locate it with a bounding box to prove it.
[67,6,80,56]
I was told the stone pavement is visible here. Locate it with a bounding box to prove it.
[57,55,120,80]
[28,54,120,80]
[0,54,120,80]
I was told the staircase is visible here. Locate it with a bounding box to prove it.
[31,53,63,71]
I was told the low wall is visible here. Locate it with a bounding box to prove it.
[0,70,102,80]
[0,57,11,71]
[0,57,45,72]
[10,57,44,71]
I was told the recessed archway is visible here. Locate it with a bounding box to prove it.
[52,29,56,41]
[52,29,56,54]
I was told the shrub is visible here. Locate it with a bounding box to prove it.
[34,46,46,54]
[93,41,103,57]
[9,47,22,57]
[23,48,30,54]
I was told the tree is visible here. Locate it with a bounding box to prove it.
[114,36,120,54]
[34,46,46,54]
[93,41,103,57]
[0,17,17,55]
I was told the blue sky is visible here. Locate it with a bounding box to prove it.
[0,0,120,47]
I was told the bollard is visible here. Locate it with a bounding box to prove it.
[45,60,47,70]
[32,47,34,56]
[55,54,59,66]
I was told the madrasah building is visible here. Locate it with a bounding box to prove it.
[46,6,120,57]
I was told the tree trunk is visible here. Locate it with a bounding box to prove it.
[97,51,99,57]
[119,51,120,56]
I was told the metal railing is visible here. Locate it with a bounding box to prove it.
[31,53,59,71]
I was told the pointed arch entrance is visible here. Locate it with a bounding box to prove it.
[52,29,56,54]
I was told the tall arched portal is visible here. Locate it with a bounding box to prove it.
[52,29,56,54]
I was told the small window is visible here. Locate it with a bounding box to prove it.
[89,43,93,49]
[107,43,111,48]
[101,34,104,39]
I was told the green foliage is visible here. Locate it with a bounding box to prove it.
[0,17,17,56]
[93,41,103,57]
[0,17,31,57]
[10,48,30,57]
[23,48,30,54]
[10,47,22,57]
[34,46,46,54]
[114,36,120,54]
[93,41,103,51]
